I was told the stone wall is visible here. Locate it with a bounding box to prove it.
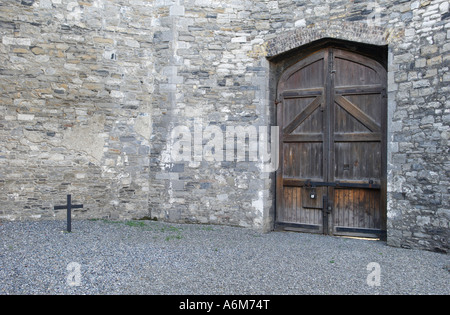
[0,0,449,252]
[0,0,154,220]
[383,0,450,253]
[148,0,276,230]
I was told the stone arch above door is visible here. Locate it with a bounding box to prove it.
[266,21,388,59]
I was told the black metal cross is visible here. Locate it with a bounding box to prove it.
[54,195,83,232]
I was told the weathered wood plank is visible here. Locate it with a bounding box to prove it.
[335,95,381,132]
[277,46,386,238]
[283,96,323,135]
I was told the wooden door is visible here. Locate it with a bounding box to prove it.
[276,47,387,239]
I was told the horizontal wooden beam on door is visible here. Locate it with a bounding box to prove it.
[283,178,381,189]
[281,87,324,99]
[334,132,382,142]
[334,84,383,95]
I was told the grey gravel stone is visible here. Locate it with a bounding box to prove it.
[0,220,448,295]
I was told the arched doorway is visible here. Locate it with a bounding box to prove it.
[275,46,387,239]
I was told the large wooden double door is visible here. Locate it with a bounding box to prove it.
[276,47,387,238]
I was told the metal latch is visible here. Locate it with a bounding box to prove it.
[326,205,332,214]
[322,195,332,214]
[310,187,316,199]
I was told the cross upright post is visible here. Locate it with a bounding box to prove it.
[54,194,83,232]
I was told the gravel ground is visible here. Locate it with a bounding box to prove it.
[0,219,448,295]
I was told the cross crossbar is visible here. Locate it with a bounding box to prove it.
[54,195,83,232]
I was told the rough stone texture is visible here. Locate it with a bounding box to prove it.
[0,0,449,253]
[382,0,450,253]
[266,21,388,57]
[0,0,153,221]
